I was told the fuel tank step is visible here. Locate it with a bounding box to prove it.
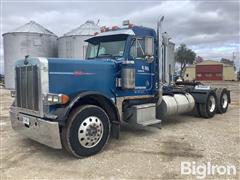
[137,119,162,126]
[123,103,161,127]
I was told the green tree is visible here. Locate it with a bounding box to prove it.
[220,58,236,70]
[175,44,196,76]
[220,58,234,65]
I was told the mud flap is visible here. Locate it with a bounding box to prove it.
[110,121,120,139]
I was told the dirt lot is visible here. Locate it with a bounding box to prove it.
[0,81,239,179]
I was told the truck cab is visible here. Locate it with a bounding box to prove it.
[10,20,230,158]
[85,26,157,96]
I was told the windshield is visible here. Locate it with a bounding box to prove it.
[86,40,126,59]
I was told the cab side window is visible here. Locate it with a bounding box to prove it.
[130,38,145,59]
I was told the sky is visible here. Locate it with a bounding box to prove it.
[0,0,239,74]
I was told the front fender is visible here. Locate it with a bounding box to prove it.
[54,91,120,126]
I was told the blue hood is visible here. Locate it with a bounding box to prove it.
[48,58,117,98]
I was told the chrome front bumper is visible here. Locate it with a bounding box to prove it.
[10,106,62,149]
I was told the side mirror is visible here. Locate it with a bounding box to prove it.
[145,37,154,56]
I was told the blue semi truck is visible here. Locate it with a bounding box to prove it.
[10,18,230,158]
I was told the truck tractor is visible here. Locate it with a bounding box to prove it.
[10,18,231,158]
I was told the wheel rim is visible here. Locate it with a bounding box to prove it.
[78,116,104,148]
[222,94,228,109]
[209,96,216,112]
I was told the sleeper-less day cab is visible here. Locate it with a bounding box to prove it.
[10,18,230,157]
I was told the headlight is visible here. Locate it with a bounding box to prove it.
[46,93,69,105]
[10,90,16,97]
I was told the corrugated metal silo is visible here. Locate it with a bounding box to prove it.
[2,21,58,89]
[58,20,100,59]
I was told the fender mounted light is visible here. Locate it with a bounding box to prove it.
[46,93,70,105]
[60,94,70,104]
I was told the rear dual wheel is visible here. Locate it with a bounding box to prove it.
[216,88,229,114]
[61,105,110,158]
[197,91,217,118]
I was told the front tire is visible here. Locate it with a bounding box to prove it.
[61,105,110,158]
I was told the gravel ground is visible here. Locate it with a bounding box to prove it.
[0,81,239,180]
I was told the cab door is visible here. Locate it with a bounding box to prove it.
[129,37,154,94]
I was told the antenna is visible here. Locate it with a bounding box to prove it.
[232,52,236,61]
[96,19,100,25]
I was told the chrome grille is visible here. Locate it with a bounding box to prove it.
[16,65,39,111]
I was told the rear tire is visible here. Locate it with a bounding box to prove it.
[61,105,110,158]
[199,91,217,118]
[216,88,229,114]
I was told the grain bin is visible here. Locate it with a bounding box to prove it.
[58,20,100,59]
[2,21,58,89]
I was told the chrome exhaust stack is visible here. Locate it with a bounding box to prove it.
[157,16,164,105]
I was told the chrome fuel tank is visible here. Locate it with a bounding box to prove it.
[156,93,195,118]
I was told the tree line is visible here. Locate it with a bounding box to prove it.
[175,44,237,76]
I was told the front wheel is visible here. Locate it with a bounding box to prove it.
[61,105,110,158]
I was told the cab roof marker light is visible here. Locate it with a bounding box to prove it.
[112,26,119,30]
[100,26,106,33]
[128,24,134,29]
[100,26,110,32]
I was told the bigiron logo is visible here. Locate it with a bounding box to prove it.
[181,161,237,179]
